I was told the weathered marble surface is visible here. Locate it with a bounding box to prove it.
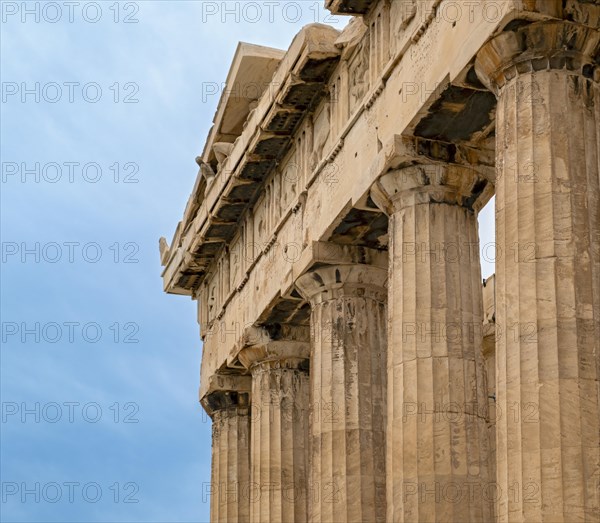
[477,20,600,523]
[162,2,600,521]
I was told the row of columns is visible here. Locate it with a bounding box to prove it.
[205,20,599,523]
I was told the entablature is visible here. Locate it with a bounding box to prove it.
[161,23,341,296]
[202,43,285,170]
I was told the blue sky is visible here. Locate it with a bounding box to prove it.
[0,2,494,522]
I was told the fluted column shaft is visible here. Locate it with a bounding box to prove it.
[476,21,600,523]
[373,164,493,522]
[239,338,310,523]
[296,264,387,523]
[207,389,251,523]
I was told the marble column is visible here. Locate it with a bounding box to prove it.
[482,275,497,523]
[238,332,310,523]
[372,163,493,522]
[204,382,252,523]
[476,20,600,522]
[296,264,387,523]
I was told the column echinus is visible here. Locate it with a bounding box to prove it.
[295,255,388,523]
[475,20,600,522]
[237,325,310,523]
[201,375,252,523]
[371,163,494,522]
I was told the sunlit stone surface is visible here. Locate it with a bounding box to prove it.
[162,2,599,521]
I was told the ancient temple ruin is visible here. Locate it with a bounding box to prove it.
[160,1,600,521]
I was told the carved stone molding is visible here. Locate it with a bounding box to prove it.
[238,341,310,371]
[371,163,492,216]
[475,20,600,93]
[295,263,388,305]
[200,374,252,418]
[236,325,310,368]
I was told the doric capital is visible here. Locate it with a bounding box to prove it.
[200,374,252,417]
[371,164,492,215]
[238,325,271,348]
[475,20,600,93]
[295,242,388,278]
[237,325,310,371]
[295,264,387,304]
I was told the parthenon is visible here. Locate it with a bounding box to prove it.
[160,1,600,521]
